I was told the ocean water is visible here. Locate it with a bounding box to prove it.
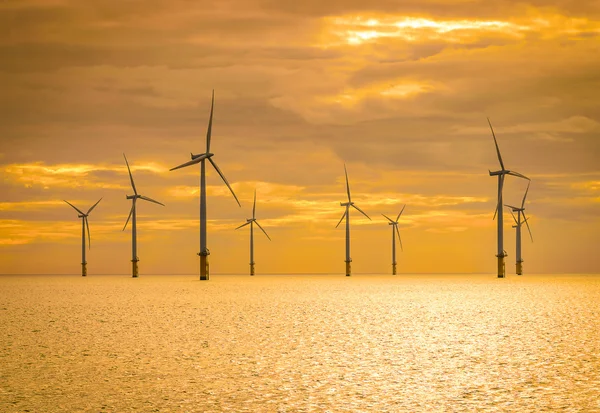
[1,274,599,412]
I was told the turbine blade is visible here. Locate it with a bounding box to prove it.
[235,221,251,230]
[344,163,351,202]
[123,153,137,195]
[487,117,505,170]
[139,195,165,206]
[504,204,519,210]
[252,189,256,220]
[255,220,271,241]
[64,200,85,215]
[521,181,530,209]
[352,204,371,220]
[382,214,395,224]
[123,204,134,231]
[87,197,103,215]
[169,154,207,171]
[335,211,347,228]
[395,225,403,252]
[507,171,530,180]
[208,158,241,207]
[206,90,214,153]
[396,204,406,222]
[523,213,533,242]
[509,209,518,225]
[85,216,91,249]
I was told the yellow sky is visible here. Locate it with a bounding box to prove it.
[0,0,599,274]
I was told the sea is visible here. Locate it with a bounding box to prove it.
[1,274,598,412]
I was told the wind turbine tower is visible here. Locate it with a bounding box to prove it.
[64,198,102,276]
[336,164,371,276]
[487,118,530,278]
[123,154,165,278]
[235,189,271,275]
[505,181,533,275]
[382,205,406,275]
[170,91,241,280]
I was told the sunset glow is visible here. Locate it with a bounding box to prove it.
[0,0,598,275]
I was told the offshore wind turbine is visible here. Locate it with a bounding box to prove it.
[505,181,533,275]
[64,198,102,276]
[487,118,530,278]
[382,205,406,275]
[235,189,271,275]
[122,154,165,278]
[170,90,241,280]
[336,164,371,276]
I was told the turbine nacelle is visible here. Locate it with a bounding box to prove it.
[505,204,524,212]
[340,201,353,207]
[489,169,508,176]
[191,152,213,160]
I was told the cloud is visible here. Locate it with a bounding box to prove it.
[2,161,168,189]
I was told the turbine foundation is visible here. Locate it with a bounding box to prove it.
[81,263,87,277]
[132,260,139,278]
[345,261,351,277]
[392,263,397,275]
[497,254,506,278]
[200,254,210,281]
[250,262,255,276]
[516,260,523,276]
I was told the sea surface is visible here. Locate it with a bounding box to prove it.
[1,274,599,412]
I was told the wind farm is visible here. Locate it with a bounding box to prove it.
[487,118,530,278]
[2,3,600,412]
[122,154,165,278]
[63,198,102,276]
[235,189,271,276]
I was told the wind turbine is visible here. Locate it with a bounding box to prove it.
[170,90,241,280]
[382,205,406,275]
[505,181,533,275]
[336,164,371,276]
[235,189,271,275]
[487,118,530,278]
[64,198,102,276]
[122,153,165,278]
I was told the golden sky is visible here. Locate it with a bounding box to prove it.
[1,0,599,274]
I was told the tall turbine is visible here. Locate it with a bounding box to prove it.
[170,90,241,280]
[64,198,102,276]
[487,118,530,278]
[382,205,406,275]
[505,181,533,275]
[336,164,371,276]
[123,154,165,278]
[235,189,271,275]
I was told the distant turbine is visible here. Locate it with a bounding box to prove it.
[382,205,406,275]
[122,153,165,278]
[64,198,102,277]
[336,164,371,276]
[505,181,533,276]
[487,118,530,278]
[170,90,241,280]
[235,189,271,276]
